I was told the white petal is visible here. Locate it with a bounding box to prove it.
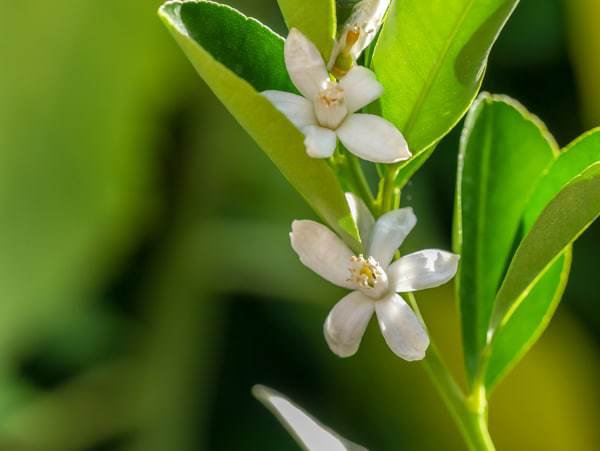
[368,208,417,268]
[285,28,329,100]
[324,291,374,357]
[253,385,368,451]
[337,114,411,163]
[303,125,337,158]
[290,220,355,289]
[339,66,383,114]
[389,250,460,292]
[345,192,374,250]
[263,90,316,129]
[375,293,429,361]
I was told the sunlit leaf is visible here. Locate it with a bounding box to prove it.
[373,0,519,158]
[277,0,336,58]
[485,128,600,390]
[159,1,359,246]
[491,163,600,332]
[453,94,557,382]
[253,385,367,451]
[523,128,600,230]
[485,251,571,390]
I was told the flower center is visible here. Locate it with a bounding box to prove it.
[348,254,389,298]
[313,81,348,129]
[318,82,345,107]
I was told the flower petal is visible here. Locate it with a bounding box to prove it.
[339,66,383,114]
[324,291,374,357]
[285,28,329,100]
[303,125,337,158]
[263,90,316,129]
[368,208,417,268]
[345,192,374,250]
[337,114,411,163]
[389,250,460,292]
[375,293,429,361]
[290,220,356,289]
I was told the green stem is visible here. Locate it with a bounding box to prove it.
[375,164,495,450]
[378,164,401,215]
[406,293,495,451]
[347,153,375,210]
[423,346,495,451]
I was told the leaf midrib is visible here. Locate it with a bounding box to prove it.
[473,104,494,354]
[402,0,477,138]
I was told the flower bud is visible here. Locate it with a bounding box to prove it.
[329,0,391,77]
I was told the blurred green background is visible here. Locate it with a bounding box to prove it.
[0,1,598,450]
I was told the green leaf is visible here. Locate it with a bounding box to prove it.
[159,1,359,246]
[277,0,336,58]
[491,163,600,332]
[485,251,571,390]
[484,128,600,390]
[523,128,600,230]
[373,0,519,157]
[453,94,557,383]
[253,385,367,451]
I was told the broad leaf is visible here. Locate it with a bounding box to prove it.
[253,385,367,451]
[491,163,600,331]
[373,0,519,157]
[485,128,600,390]
[454,94,557,382]
[159,1,359,246]
[277,0,336,58]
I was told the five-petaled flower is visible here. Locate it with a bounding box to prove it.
[263,28,411,163]
[289,194,460,360]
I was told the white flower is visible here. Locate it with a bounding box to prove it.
[263,28,410,163]
[289,194,460,360]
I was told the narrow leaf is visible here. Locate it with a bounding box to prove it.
[491,163,600,331]
[159,1,359,246]
[454,94,557,383]
[524,128,600,230]
[373,0,519,157]
[277,0,336,58]
[485,251,571,389]
[253,385,367,451]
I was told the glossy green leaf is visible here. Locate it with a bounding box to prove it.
[277,0,336,58]
[253,385,367,451]
[524,128,600,230]
[491,163,600,331]
[159,1,359,246]
[373,0,519,157]
[485,251,571,390]
[454,94,557,382]
[485,129,600,390]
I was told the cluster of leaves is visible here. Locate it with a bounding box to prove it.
[455,95,600,393]
[159,0,599,449]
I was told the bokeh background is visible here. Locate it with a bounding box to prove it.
[0,1,599,450]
